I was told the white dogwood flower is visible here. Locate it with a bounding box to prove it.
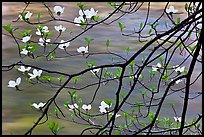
[54,6,64,16]
[82,104,92,111]
[38,38,51,46]
[175,79,183,84]
[175,66,185,74]
[77,46,88,54]
[68,103,78,111]
[152,63,162,72]
[99,101,111,113]
[25,11,32,19]
[18,66,31,72]
[28,69,42,79]
[90,66,100,75]
[32,102,46,109]
[36,26,49,36]
[74,16,85,26]
[174,116,181,122]
[55,25,66,32]
[22,35,31,43]
[20,49,29,55]
[166,6,178,14]
[84,8,98,19]
[8,77,21,88]
[58,40,70,49]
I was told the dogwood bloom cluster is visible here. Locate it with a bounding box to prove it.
[174,66,185,74]
[19,11,32,20]
[8,77,21,88]
[28,69,42,79]
[38,38,51,46]
[90,66,100,75]
[22,35,31,43]
[68,103,78,111]
[36,26,49,36]
[82,104,92,111]
[58,40,70,50]
[20,49,29,55]
[152,63,162,72]
[166,6,178,14]
[32,102,46,110]
[18,66,31,72]
[54,6,64,16]
[174,116,181,122]
[55,25,66,32]
[74,8,98,26]
[77,46,88,54]
[99,101,112,113]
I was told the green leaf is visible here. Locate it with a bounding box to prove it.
[129,60,134,67]
[86,61,96,68]
[84,37,94,45]
[148,29,152,34]
[104,99,112,106]
[49,51,56,59]
[177,17,180,24]
[73,76,81,84]
[40,75,54,82]
[164,21,168,28]
[37,12,42,20]
[93,16,103,21]
[3,23,12,33]
[125,47,130,53]
[151,85,156,91]
[58,75,65,81]
[140,22,143,29]
[77,2,86,9]
[106,39,110,47]
[114,130,120,135]
[188,45,196,52]
[118,22,126,32]
[185,3,188,11]
[140,122,146,127]
[153,23,159,29]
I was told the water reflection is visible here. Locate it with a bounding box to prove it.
[2,2,201,135]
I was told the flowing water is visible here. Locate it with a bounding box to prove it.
[2,2,202,135]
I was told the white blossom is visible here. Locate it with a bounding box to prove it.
[152,63,162,72]
[176,79,183,84]
[99,101,111,113]
[32,102,46,109]
[28,69,42,79]
[174,116,181,122]
[58,40,70,49]
[38,38,51,46]
[8,77,21,88]
[82,104,92,111]
[25,11,32,19]
[55,25,66,32]
[36,26,49,36]
[20,49,29,55]
[77,46,88,54]
[54,6,64,15]
[18,66,31,72]
[166,6,178,14]
[84,8,98,19]
[19,11,32,20]
[175,66,185,73]
[68,103,78,111]
[74,16,85,26]
[90,66,100,75]
[22,35,31,43]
